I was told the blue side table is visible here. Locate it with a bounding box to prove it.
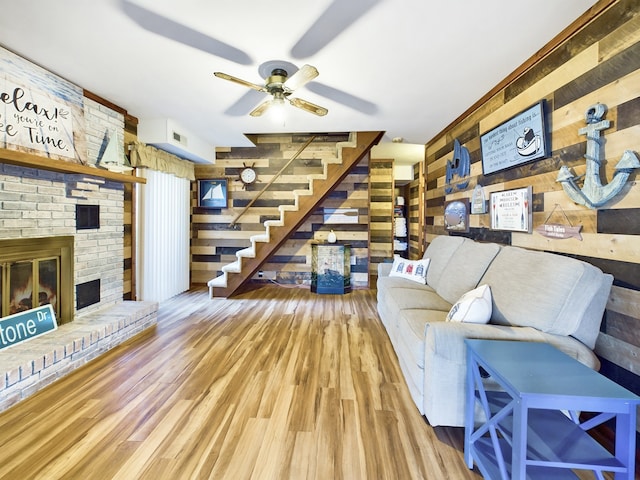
[464,339,640,480]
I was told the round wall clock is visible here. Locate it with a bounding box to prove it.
[238,162,257,188]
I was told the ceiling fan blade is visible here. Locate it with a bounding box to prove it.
[224,90,267,116]
[290,0,381,59]
[121,1,252,65]
[285,64,319,91]
[214,72,267,92]
[250,99,273,117]
[306,82,378,114]
[288,98,328,116]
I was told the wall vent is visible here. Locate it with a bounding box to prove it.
[76,204,100,230]
[76,279,101,310]
[172,131,187,146]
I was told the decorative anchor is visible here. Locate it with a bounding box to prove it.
[557,103,640,209]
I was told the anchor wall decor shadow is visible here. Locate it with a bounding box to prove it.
[557,103,639,209]
[445,139,470,194]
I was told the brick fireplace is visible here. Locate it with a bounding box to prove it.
[0,162,158,412]
[0,163,126,322]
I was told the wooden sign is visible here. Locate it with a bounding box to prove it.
[535,224,583,240]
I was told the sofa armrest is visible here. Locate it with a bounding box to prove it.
[425,322,549,363]
[425,321,598,368]
[378,262,393,278]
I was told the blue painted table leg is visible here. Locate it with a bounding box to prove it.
[614,409,636,480]
[512,399,528,480]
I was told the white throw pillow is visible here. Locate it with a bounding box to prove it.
[446,284,492,323]
[389,257,430,284]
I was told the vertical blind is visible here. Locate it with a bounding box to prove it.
[136,168,190,302]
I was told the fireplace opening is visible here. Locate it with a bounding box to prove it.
[0,237,74,324]
[7,257,59,315]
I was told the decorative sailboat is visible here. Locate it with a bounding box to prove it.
[97,130,133,173]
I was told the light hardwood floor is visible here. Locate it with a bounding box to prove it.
[0,285,483,479]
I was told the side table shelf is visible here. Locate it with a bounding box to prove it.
[464,340,640,480]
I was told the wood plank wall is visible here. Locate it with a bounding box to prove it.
[424,0,639,397]
[122,114,137,300]
[369,158,394,283]
[408,164,424,259]
[191,133,373,289]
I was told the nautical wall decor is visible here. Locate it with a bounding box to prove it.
[557,103,640,209]
[444,199,469,232]
[445,139,470,194]
[470,184,487,214]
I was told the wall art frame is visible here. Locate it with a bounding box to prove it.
[480,100,549,175]
[490,186,532,233]
[198,178,228,208]
[444,199,469,233]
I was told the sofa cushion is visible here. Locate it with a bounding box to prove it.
[389,257,430,284]
[481,246,607,337]
[436,241,501,305]
[385,288,453,312]
[398,309,448,370]
[446,284,492,324]
[423,236,466,290]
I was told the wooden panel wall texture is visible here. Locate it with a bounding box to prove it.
[122,115,137,300]
[191,133,373,289]
[369,158,394,283]
[408,163,424,259]
[424,0,640,395]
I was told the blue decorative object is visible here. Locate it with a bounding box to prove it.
[445,139,470,194]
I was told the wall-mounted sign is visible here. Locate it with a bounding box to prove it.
[0,304,58,351]
[1,47,82,160]
[490,186,532,233]
[481,101,548,175]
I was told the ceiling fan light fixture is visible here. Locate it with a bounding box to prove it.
[270,92,287,124]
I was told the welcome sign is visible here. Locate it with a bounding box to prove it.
[0,305,58,351]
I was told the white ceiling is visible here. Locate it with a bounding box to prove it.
[0,0,597,164]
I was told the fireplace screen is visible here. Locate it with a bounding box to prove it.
[4,258,60,317]
[0,237,73,324]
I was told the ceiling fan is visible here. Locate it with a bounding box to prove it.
[214,64,328,117]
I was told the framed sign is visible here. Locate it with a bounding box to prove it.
[490,186,532,233]
[198,179,227,208]
[480,101,548,175]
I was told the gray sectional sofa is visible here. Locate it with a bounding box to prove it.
[376,235,613,427]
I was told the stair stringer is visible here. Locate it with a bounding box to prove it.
[208,131,384,298]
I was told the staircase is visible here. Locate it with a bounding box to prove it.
[208,131,384,298]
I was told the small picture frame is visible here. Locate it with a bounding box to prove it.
[444,199,469,232]
[198,179,227,208]
[490,186,532,233]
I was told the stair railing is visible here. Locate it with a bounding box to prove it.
[229,135,317,227]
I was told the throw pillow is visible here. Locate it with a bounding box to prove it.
[389,257,430,284]
[446,284,492,323]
